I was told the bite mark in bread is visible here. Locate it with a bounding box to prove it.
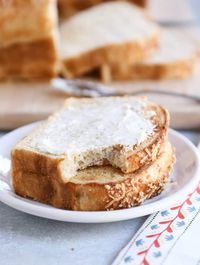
[12,97,169,181]
[12,141,175,211]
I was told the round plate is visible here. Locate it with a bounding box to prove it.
[0,122,199,223]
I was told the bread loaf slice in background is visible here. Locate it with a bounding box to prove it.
[60,1,159,78]
[0,0,59,80]
[58,0,147,19]
[101,29,200,82]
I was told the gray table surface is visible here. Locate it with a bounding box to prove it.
[0,130,199,265]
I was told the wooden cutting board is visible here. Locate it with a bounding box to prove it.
[0,26,200,130]
[1,63,200,130]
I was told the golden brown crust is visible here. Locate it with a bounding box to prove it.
[120,103,169,173]
[0,37,58,79]
[58,0,147,19]
[0,0,58,47]
[106,57,198,81]
[0,0,58,79]
[12,148,64,177]
[61,31,159,78]
[12,142,175,211]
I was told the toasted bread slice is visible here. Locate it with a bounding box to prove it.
[101,29,200,82]
[59,1,159,78]
[0,0,59,79]
[12,97,169,182]
[58,0,147,19]
[12,141,175,211]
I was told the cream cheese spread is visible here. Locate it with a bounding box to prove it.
[25,98,155,156]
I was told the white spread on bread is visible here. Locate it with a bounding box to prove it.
[26,98,155,156]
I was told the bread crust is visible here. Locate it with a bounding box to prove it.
[0,0,58,79]
[58,0,147,19]
[106,57,198,81]
[0,37,58,79]
[61,31,159,78]
[12,142,175,211]
[119,102,169,173]
[0,0,58,47]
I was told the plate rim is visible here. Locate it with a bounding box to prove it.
[0,122,200,223]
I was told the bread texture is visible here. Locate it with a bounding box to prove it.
[0,0,59,79]
[58,0,147,19]
[12,141,175,211]
[59,1,159,78]
[101,29,200,82]
[11,97,169,181]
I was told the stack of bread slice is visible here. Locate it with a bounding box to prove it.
[59,1,160,79]
[101,29,200,82]
[12,97,175,211]
[60,1,200,82]
[0,0,59,80]
[1,0,199,81]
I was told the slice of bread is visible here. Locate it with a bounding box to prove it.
[12,141,175,211]
[0,0,59,79]
[59,1,159,78]
[58,0,147,19]
[12,97,169,182]
[102,29,200,82]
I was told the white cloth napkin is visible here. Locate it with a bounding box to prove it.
[112,147,200,265]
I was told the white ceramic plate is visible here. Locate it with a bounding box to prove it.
[0,122,199,223]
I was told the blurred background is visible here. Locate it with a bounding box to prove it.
[0,0,200,131]
[188,0,200,24]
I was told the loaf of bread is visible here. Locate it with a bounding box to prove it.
[0,0,59,80]
[60,1,159,78]
[100,29,200,82]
